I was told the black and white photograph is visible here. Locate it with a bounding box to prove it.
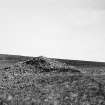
[0,0,105,105]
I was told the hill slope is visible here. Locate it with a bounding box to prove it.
[0,54,32,68]
[0,55,105,105]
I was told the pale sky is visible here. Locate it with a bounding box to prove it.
[0,0,105,61]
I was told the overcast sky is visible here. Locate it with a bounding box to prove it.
[0,0,105,61]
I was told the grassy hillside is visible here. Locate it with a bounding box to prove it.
[0,54,105,105]
[0,54,32,68]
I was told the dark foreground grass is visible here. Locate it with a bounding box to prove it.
[0,55,105,105]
